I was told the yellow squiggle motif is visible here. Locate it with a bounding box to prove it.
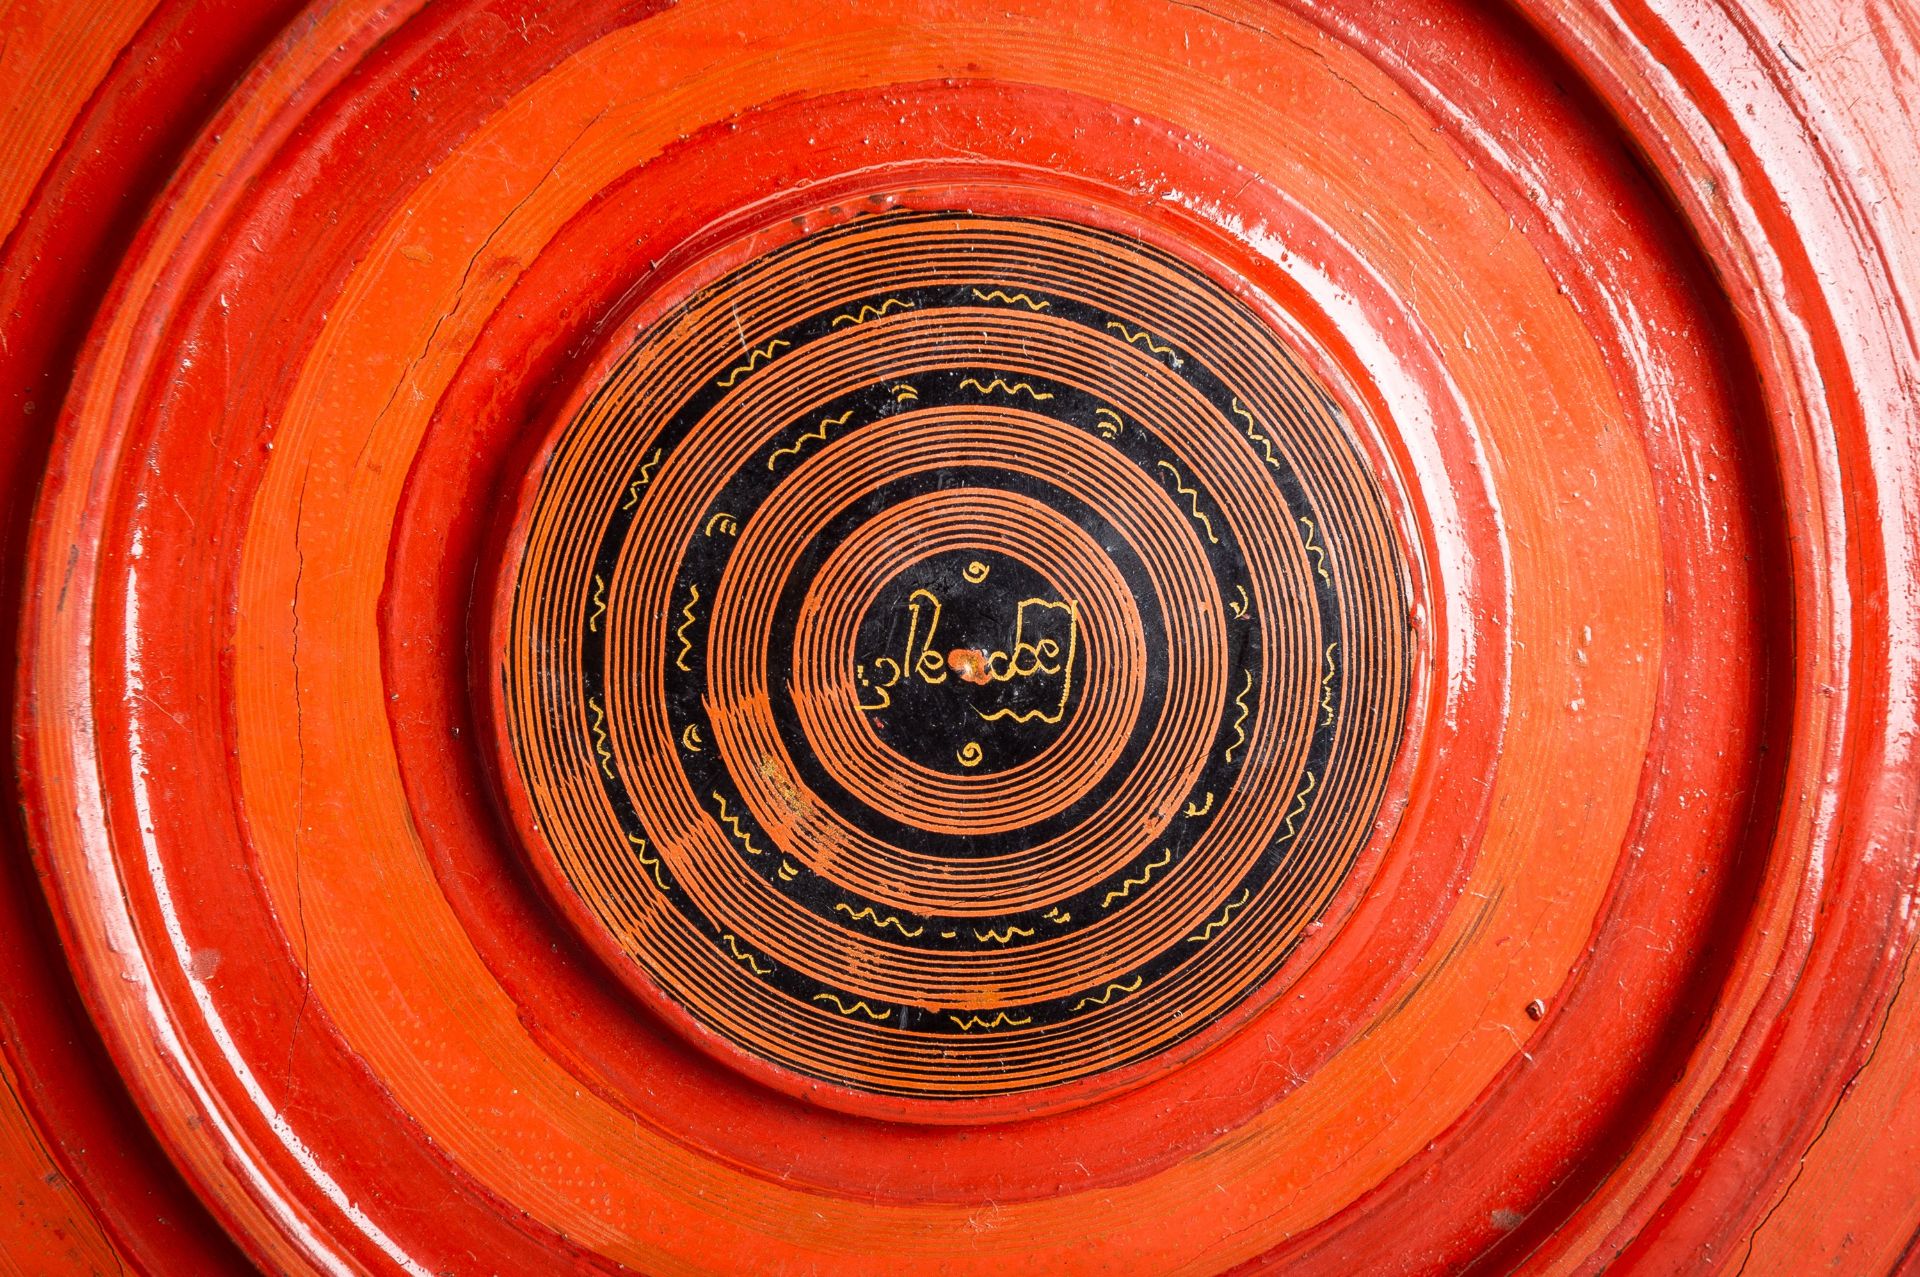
[777,860,798,882]
[588,574,606,632]
[587,697,613,778]
[834,902,925,937]
[1101,849,1172,908]
[815,993,890,1021]
[891,382,919,403]
[625,833,669,890]
[1093,407,1122,440]
[1184,791,1214,818]
[717,338,790,387]
[1299,517,1331,582]
[623,449,662,509]
[768,409,850,471]
[680,724,703,753]
[1280,770,1318,842]
[973,924,1035,944]
[971,287,1050,311]
[1321,642,1339,725]
[1072,977,1143,1011]
[1231,397,1282,470]
[959,376,1054,402]
[1043,906,1072,924]
[1189,890,1251,943]
[949,1011,1032,1031]
[1105,320,1178,359]
[674,585,700,672]
[712,791,762,856]
[1225,669,1253,763]
[1156,461,1219,544]
[1229,584,1251,620]
[832,298,911,326]
[723,934,772,975]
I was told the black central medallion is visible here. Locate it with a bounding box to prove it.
[495,208,1411,1111]
[852,548,1084,775]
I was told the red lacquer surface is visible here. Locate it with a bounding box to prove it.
[2,0,1916,1273]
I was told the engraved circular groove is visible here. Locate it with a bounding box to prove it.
[499,211,1411,1103]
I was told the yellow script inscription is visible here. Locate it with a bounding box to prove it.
[855,589,1079,726]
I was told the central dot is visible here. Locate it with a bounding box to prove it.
[851,548,1084,775]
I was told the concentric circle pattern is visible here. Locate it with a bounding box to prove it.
[8,0,1919,1271]
[497,212,1411,1106]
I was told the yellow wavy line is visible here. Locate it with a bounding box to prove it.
[1321,642,1338,725]
[712,791,762,856]
[1092,407,1122,439]
[971,287,1050,311]
[1189,890,1251,943]
[587,574,606,632]
[1072,977,1143,1011]
[1156,461,1219,544]
[814,993,890,1021]
[1105,320,1177,358]
[834,902,924,937]
[959,376,1054,402]
[949,1011,1032,1031]
[1299,517,1331,581]
[777,859,798,882]
[622,449,662,509]
[1184,791,1214,818]
[972,924,1036,944]
[1043,906,1072,924]
[832,298,911,327]
[1231,396,1282,470]
[1101,849,1172,908]
[974,705,1064,726]
[1280,770,1318,842]
[768,410,850,470]
[587,697,613,778]
[717,338,790,387]
[1225,669,1252,763]
[674,584,700,672]
[1229,583,1251,620]
[722,934,772,975]
[625,833,669,890]
[891,382,919,402]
